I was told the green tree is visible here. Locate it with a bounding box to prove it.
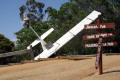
[15,0,120,57]
[46,0,120,55]
[0,34,14,53]
[15,0,47,51]
[14,0,53,61]
[14,21,52,56]
[19,0,45,26]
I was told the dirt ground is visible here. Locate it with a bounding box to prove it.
[0,55,120,80]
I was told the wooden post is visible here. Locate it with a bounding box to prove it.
[99,47,103,75]
[97,17,103,75]
[30,45,34,60]
[0,58,4,65]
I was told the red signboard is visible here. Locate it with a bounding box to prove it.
[84,42,117,48]
[84,23,115,29]
[83,33,115,40]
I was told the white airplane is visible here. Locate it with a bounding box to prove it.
[27,10,101,60]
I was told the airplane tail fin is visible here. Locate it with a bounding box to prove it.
[40,39,47,50]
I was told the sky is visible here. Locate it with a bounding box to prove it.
[0,0,69,42]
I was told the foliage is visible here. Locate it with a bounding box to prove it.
[0,34,14,54]
[19,0,45,26]
[14,21,52,56]
[15,0,120,59]
[46,0,120,54]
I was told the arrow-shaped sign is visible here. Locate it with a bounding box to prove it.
[83,33,115,40]
[84,23,115,29]
[84,42,117,48]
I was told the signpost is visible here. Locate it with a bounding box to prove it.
[95,36,102,71]
[83,16,117,75]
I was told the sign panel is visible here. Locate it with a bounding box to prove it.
[84,23,115,29]
[84,42,117,48]
[83,33,115,40]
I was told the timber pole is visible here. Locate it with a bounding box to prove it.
[97,17,103,75]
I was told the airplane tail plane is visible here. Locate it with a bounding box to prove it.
[27,28,54,50]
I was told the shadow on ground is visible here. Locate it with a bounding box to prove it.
[103,70,120,74]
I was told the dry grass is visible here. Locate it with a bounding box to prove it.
[0,55,120,80]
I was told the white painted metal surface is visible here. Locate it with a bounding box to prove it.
[34,10,101,60]
[27,28,54,49]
